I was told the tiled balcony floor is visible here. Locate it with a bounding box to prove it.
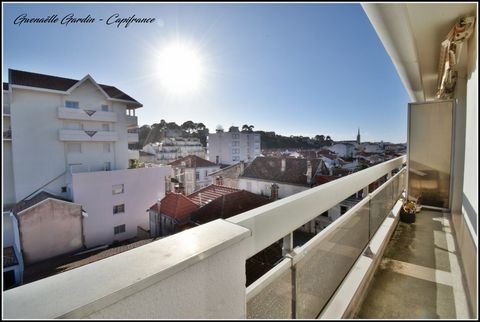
[357,210,471,319]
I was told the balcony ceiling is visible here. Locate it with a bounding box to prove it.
[363,3,477,102]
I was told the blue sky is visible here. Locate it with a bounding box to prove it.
[3,3,409,143]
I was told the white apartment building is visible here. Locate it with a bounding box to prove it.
[207,126,261,165]
[142,137,206,165]
[2,69,171,248]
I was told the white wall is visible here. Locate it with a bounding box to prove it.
[10,88,67,201]
[238,178,308,199]
[72,166,172,248]
[8,80,133,204]
[207,132,260,165]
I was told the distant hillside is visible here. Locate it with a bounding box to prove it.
[131,120,334,150]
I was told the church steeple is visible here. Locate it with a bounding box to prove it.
[357,128,361,144]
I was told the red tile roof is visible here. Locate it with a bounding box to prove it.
[8,69,141,106]
[168,155,218,168]
[187,184,240,207]
[241,157,328,186]
[150,192,200,225]
[190,190,272,224]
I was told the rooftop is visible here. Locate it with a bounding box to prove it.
[8,69,141,107]
[168,155,218,168]
[241,156,328,186]
[187,184,240,207]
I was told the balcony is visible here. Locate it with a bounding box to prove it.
[3,129,12,140]
[5,156,433,319]
[59,129,118,142]
[4,104,11,116]
[127,130,139,143]
[57,107,117,123]
[126,115,138,128]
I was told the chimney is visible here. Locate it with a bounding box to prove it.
[281,158,286,172]
[270,183,279,201]
[306,160,312,185]
[156,198,161,214]
[215,175,224,186]
[239,161,245,175]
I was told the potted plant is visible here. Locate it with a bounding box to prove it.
[400,198,420,223]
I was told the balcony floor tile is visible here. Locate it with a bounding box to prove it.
[357,210,471,319]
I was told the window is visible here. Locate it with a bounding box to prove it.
[113,204,125,214]
[340,206,348,215]
[233,156,240,161]
[232,148,240,154]
[65,101,79,109]
[205,170,208,177]
[196,171,200,180]
[102,124,109,131]
[101,105,109,112]
[103,143,111,153]
[104,162,111,171]
[66,143,81,153]
[114,224,126,235]
[232,134,239,139]
[232,141,240,147]
[112,184,124,195]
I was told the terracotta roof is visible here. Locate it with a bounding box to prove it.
[12,191,70,215]
[241,157,327,186]
[168,155,217,168]
[190,190,272,224]
[315,175,341,185]
[3,82,8,91]
[3,246,19,268]
[8,69,141,106]
[150,192,200,225]
[187,184,240,207]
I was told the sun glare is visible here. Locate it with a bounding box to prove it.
[156,42,205,95]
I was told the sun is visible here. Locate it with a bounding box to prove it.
[156,42,205,94]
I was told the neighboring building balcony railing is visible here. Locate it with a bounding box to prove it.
[59,129,118,142]
[127,132,139,143]
[3,129,12,140]
[4,104,11,116]
[126,115,138,128]
[57,107,117,123]
[3,156,406,319]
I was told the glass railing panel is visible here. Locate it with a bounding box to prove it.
[247,259,292,319]
[294,202,370,318]
[369,180,392,239]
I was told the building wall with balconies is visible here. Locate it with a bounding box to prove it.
[207,132,261,165]
[71,166,172,248]
[3,88,15,208]
[6,79,133,203]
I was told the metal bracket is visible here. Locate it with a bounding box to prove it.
[363,246,375,258]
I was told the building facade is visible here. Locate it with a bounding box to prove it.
[3,69,171,248]
[142,137,206,165]
[207,127,261,165]
[168,155,220,195]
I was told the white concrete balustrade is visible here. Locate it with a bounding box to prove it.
[57,107,118,123]
[3,156,406,319]
[59,129,118,142]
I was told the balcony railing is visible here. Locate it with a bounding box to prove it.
[59,129,118,142]
[57,107,117,123]
[3,129,12,140]
[127,132,139,143]
[4,156,406,319]
[126,115,138,128]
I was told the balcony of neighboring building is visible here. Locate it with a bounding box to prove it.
[59,129,118,142]
[3,128,12,141]
[57,106,117,123]
[127,128,139,143]
[4,104,11,117]
[126,115,138,128]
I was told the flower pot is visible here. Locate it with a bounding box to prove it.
[400,209,416,223]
